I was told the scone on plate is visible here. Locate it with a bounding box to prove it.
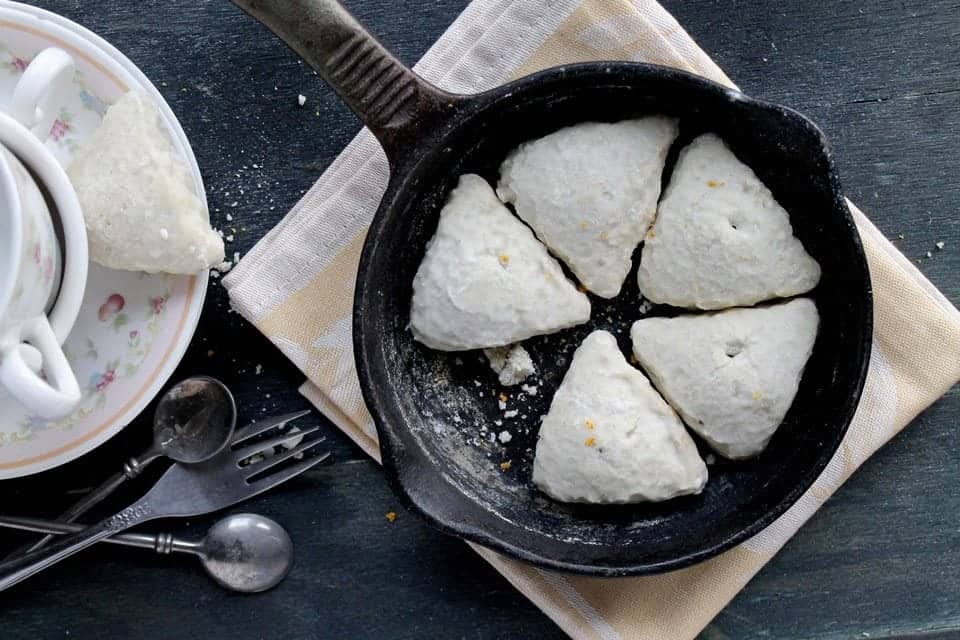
[637,133,820,309]
[630,298,819,459]
[533,330,707,503]
[69,91,224,274]
[410,174,591,351]
[498,117,678,298]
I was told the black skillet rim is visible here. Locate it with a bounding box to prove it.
[353,62,874,576]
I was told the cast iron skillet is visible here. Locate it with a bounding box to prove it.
[233,0,873,576]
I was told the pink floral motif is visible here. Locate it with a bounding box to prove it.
[49,118,70,141]
[43,255,54,282]
[129,330,139,340]
[11,57,28,72]
[151,295,167,315]
[33,242,41,264]
[95,369,116,392]
[98,293,125,322]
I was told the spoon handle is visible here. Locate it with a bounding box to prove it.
[0,516,182,553]
[6,454,157,557]
[0,499,155,591]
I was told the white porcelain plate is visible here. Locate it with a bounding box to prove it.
[0,1,208,479]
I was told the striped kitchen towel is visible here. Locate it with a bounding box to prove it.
[223,0,960,637]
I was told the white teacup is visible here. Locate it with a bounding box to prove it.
[0,48,88,418]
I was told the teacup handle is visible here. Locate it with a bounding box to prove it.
[0,317,81,419]
[9,48,75,140]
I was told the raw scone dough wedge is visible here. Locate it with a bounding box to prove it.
[69,91,224,274]
[637,133,821,309]
[533,330,707,503]
[410,174,591,351]
[630,298,819,459]
[498,117,678,298]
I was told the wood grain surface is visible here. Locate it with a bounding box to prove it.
[1,1,957,639]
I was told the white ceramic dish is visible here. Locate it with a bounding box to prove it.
[0,0,209,479]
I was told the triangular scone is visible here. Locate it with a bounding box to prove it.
[637,133,821,309]
[533,330,707,503]
[497,117,678,298]
[410,174,591,351]
[69,91,223,274]
[630,298,819,459]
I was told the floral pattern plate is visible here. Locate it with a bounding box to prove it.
[0,1,208,479]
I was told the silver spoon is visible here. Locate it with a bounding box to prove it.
[11,376,237,556]
[0,513,293,593]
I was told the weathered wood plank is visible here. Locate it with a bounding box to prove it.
[701,387,960,640]
[2,461,562,639]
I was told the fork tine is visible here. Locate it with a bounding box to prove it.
[244,437,327,478]
[232,410,312,445]
[246,452,331,494]
[233,425,321,461]
[231,410,311,446]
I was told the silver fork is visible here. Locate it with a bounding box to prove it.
[0,410,328,592]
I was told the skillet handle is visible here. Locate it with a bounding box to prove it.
[231,0,460,165]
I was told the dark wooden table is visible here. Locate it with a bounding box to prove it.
[3,1,958,638]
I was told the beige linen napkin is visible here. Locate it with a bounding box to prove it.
[224,0,960,637]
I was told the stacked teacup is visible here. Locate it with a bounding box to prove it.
[0,48,87,419]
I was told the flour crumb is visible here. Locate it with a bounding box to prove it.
[498,430,512,443]
[520,383,538,396]
[504,409,519,418]
[255,364,263,375]
[935,241,945,250]
[280,425,301,451]
[297,94,306,107]
[483,344,536,386]
[926,251,933,258]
